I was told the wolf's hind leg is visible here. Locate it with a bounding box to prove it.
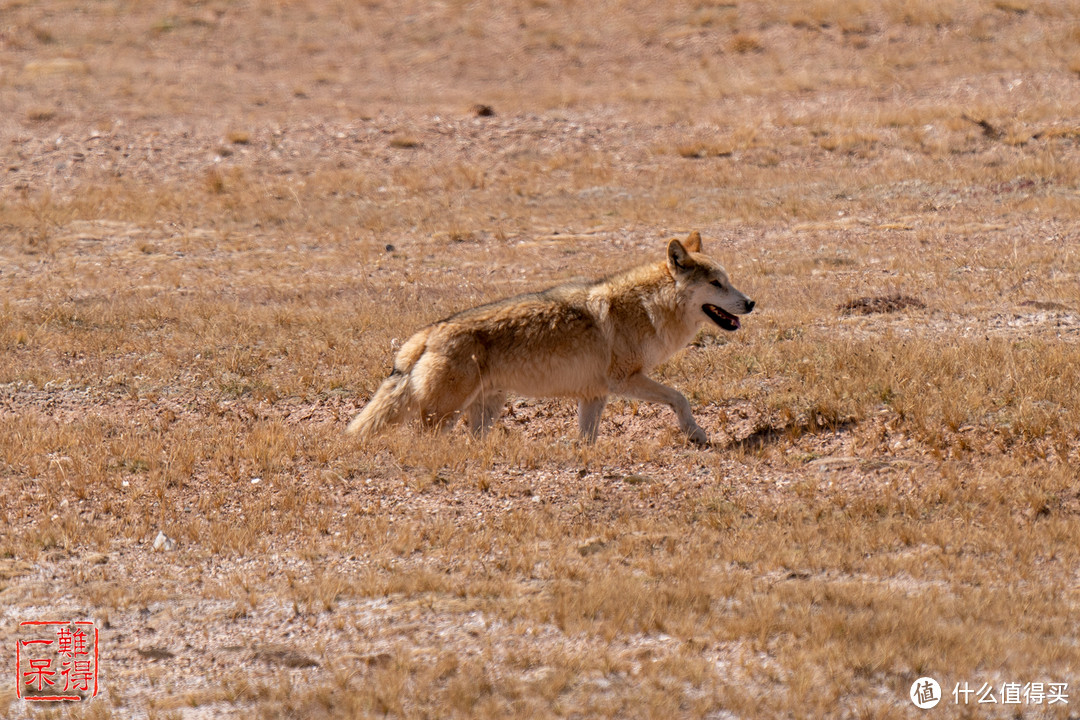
[467,390,507,435]
[414,351,484,433]
[578,397,607,443]
[616,374,708,446]
[419,386,481,433]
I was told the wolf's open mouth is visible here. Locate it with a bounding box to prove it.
[703,304,740,331]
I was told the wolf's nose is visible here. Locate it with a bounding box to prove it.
[746,300,756,312]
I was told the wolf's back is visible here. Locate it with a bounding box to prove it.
[346,327,431,436]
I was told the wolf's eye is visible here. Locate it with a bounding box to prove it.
[710,280,723,288]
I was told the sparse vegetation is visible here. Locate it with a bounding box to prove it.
[2,0,1080,718]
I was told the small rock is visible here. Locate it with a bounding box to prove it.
[152,531,176,551]
[473,104,496,117]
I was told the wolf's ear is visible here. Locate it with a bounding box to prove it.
[684,231,702,253]
[667,238,691,275]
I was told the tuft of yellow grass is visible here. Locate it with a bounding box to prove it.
[730,33,765,54]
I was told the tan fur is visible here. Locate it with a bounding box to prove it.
[348,232,755,445]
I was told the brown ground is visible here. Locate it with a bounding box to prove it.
[2,1,1080,718]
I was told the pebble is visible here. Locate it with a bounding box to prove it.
[153,531,177,552]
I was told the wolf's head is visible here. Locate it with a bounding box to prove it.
[667,231,755,332]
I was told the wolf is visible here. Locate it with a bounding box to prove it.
[347,231,754,445]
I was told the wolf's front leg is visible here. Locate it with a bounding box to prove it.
[467,390,507,436]
[617,374,708,446]
[578,397,607,443]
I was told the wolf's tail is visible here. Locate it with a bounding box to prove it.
[346,329,430,437]
[346,371,414,436]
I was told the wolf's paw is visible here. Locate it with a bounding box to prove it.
[686,426,709,446]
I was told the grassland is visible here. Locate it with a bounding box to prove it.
[2,1,1080,718]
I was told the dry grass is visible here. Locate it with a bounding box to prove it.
[2,1,1080,718]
